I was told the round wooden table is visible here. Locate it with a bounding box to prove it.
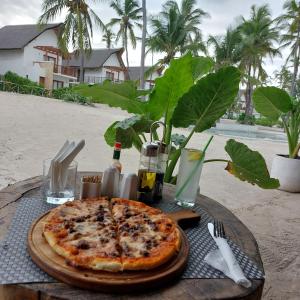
[0,172,264,300]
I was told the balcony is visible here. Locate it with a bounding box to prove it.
[53,64,77,78]
[84,75,124,84]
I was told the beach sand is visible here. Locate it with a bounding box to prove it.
[0,91,299,299]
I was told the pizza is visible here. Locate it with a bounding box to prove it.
[43,197,181,272]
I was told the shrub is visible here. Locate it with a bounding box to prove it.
[3,71,45,96]
[237,113,256,125]
[255,117,283,128]
[52,87,91,105]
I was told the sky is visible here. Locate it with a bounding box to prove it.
[0,0,288,76]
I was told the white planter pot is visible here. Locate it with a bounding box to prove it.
[270,154,300,192]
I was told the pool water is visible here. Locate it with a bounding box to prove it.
[207,128,287,142]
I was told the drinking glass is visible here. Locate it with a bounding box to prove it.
[42,159,77,205]
[175,148,204,207]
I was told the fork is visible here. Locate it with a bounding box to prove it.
[213,219,226,238]
[207,220,252,287]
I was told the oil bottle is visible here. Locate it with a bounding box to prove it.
[137,142,159,204]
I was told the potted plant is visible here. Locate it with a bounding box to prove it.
[253,86,300,192]
[76,53,279,189]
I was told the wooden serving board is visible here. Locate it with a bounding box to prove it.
[27,209,200,292]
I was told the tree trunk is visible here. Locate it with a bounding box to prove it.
[140,0,147,89]
[291,23,300,97]
[125,29,129,69]
[79,51,84,83]
[245,65,253,118]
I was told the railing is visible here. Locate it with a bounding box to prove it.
[84,75,124,84]
[54,64,77,78]
[0,80,51,97]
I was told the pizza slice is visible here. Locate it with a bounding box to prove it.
[43,198,122,272]
[111,198,181,270]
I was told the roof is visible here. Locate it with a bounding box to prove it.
[0,24,61,50]
[63,48,124,68]
[127,66,161,80]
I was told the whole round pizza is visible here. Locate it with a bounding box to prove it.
[43,198,181,272]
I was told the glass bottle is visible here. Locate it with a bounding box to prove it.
[111,142,122,172]
[137,142,159,204]
[153,141,169,201]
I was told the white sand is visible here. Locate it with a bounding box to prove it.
[0,91,299,299]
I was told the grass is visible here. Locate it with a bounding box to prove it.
[73,84,110,103]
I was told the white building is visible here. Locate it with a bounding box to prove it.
[127,66,162,89]
[63,48,128,84]
[0,23,77,90]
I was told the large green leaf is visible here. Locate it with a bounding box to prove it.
[225,139,279,189]
[172,67,241,132]
[104,115,153,149]
[191,56,215,81]
[74,81,148,115]
[252,87,292,121]
[146,52,194,121]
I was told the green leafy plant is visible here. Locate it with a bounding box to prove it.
[52,87,92,105]
[237,112,256,125]
[253,86,300,158]
[255,117,283,128]
[3,71,46,96]
[76,52,279,189]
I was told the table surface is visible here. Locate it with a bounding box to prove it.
[0,172,264,300]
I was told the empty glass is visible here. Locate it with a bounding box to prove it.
[42,159,77,205]
[175,148,204,207]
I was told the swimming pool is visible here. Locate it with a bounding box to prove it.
[207,127,287,142]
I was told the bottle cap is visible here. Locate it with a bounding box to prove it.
[114,142,122,149]
[141,142,159,157]
[155,141,169,154]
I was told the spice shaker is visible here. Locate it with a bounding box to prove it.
[101,166,120,198]
[137,142,159,204]
[119,173,138,200]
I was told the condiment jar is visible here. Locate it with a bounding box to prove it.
[137,142,159,204]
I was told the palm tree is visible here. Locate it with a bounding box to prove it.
[39,0,106,83]
[180,31,207,56]
[208,27,242,69]
[148,0,208,65]
[238,4,280,117]
[109,0,142,68]
[274,65,293,91]
[102,25,116,48]
[276,0,300,97]
[139,0,146,89]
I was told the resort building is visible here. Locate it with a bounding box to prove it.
[0,23,77,90]
[127,66,162,89]
[63,48,128,84]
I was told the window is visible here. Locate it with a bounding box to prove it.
[53,80,64,89]
[39,77,45,87]
[105,71,114,81]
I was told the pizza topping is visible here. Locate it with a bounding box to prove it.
[73,216,86,223]
[69,227,76,234]
[96,214,104,222]
[76,240,90,249]
[73,233,82,240]
[99,237,110,244]
[142,251,149,257]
